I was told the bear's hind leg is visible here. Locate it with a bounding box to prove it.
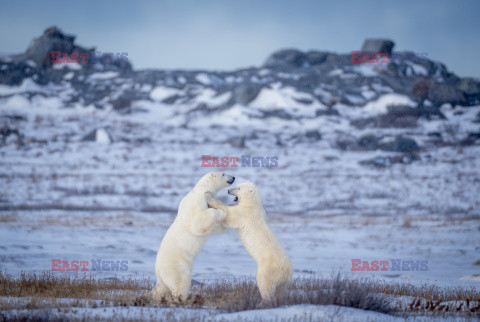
[257,268,278,303]
[151,279,169,302]
[162,264,192,303]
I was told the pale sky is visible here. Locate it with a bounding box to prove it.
[0,0,479,76]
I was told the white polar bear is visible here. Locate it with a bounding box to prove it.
[205,181,292,302]
[152,172,235,302]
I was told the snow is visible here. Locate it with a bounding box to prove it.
[0,304,402,321]
[363,93,417,114]
[95,128,112,143]
[217,305,399,321]
[249,82,323,114]
[52,62,82,70]
[329,68,343,76]
[191,88,232,107]
[150,86,182,101]
[63,72,74,80]
[362,90,377,100]
[353,64,380,77]
[25,60,37,67]
[407,62,428,76]
[195,73,223,86]
[88,71,119,80]
[0,78,43,95]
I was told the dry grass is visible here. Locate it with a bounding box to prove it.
[0,271,479,320]
[0,271,151,302]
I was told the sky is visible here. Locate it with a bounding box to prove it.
[0,0,479,77]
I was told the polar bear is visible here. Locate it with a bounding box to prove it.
[152,172,235,302]
[205,181,292,302]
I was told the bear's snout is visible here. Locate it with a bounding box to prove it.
[227,176,235,184]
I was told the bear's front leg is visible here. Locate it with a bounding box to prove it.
[205,192,228,212]
[189,208,226,236]
[205,191,242,229]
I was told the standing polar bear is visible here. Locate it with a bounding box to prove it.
[205,181,292,302]
[153,172,235,302]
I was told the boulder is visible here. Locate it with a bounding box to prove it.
[263,49,307,68]
[456,78,480,104]
[357,134,380,150]
[82,128,113,144]
[346,135,419,152]
[0,126,24,146]
[304,130,322,141]
[232,82,261,105]
[361,39,395,55]
[23,26,92,66]
[305,51,329,66]
[456,78,480,96]
[427,82,466,107]
[359,154,419,168]
[379,136,420,153]
[414,79,468,107]
[9,26,132,71]
[377,105,420,128]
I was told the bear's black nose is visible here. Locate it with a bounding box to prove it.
[227,177,235,184]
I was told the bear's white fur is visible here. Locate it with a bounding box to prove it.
[205,181,292,302]
[152,172,235,302]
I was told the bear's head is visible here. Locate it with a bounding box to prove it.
[227,181,261,206]
[197,172,235,193]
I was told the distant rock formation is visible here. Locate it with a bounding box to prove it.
[0,27,479,112]
[8,26,132,71]
[361,39,395,55]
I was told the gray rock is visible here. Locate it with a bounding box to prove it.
[1,126,24,146]
[304,130,322,141]
[460,132,480,146]
[82,128,113,143]
[324,53,353,66]
[357,134,380,150]
[305,51,329,66]
[361,39,395,55]
[315,107,339,116]
[456,78,480,104]
[232,82,261,105]
[23,26,92,66]
[427,82,466,107]
[377,105,420,128]
[229,136,246,148]
[456,78,480,96]
[263,49,307,68]
[379,136,420,153]
[359,154,419,168]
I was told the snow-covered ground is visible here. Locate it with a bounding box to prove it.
[1,74,479,320]
[1,97,479,285]
[0,302,403,321]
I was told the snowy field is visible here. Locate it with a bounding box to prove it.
[1,81,480,320]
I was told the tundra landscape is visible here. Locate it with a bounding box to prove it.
[1,2,480,320]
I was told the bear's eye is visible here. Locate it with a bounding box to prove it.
[222,174,224,176]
